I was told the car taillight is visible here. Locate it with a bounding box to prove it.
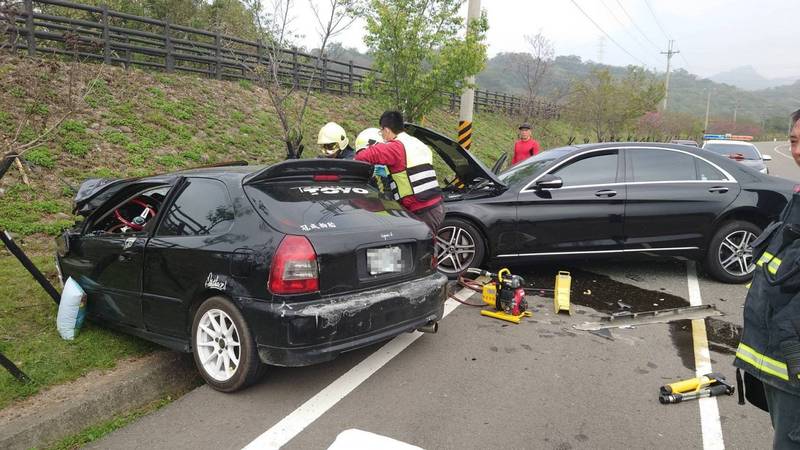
[269,235,319,294]
[313,174,340,182]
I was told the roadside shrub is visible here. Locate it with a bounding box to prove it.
[103,130,130,146]
[61,120,87,134]
[63,139,91,156]
[24,146,56,168]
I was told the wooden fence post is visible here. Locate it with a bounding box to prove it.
[123,35,131,69]
[348,60,354,96]
[164,20,174,72]
[214,32,221,79]
[292,48,299,87]
[101,5,111,64]
[320,56,327,93]
[23,0,34,56]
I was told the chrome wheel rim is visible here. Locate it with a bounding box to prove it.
[435,226,476,274]
[196,309,241,382]
[718,230,757,277]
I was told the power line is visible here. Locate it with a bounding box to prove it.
[569,0,650,67]
[598,0,661,66]
[614,0,661,52]
[642,0,671,40]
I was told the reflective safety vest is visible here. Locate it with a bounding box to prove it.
[734,192,800,396]
[388,132,441,203]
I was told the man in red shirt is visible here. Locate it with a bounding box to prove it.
[355,111,444,233]
[512,123,541,165]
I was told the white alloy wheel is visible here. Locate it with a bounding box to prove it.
[195,308,241,382]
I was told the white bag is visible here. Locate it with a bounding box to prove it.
[57,277,87,340]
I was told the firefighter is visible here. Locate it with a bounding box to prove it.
[317,122,355,159]
[734,109,800,449]
[354,111,444,233]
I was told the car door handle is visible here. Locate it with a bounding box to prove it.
[118,251,135,262]
[708,186,729,193]
[595,189,617,198]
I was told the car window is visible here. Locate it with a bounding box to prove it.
[695,158,727,181]
[88,185,170,235]
[157,178,234,237]
[703,143,760,160]
[499,147,572,185]
[552,150,618,187]
[629,149,696,182]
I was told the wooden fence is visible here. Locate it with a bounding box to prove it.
[3,0,559,119]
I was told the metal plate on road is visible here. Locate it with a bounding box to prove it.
[573,304,723,331]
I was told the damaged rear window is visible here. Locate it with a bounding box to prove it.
[244,182,415,234]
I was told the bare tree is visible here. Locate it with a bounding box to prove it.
[513,31,553,121]
[0,30,107,181]
[243,0,360,159]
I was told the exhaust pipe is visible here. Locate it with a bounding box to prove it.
[417,320,438,334]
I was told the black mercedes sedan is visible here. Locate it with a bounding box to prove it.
[55,159,447,392]
[404,125,794,284]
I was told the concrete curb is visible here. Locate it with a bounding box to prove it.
[0,351,200,450]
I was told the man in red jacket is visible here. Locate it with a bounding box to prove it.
[512,122,541,165]
[355,111,444,233]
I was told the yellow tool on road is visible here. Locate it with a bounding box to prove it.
[471,268,532,324]
[659,372,735,404]
[554,271,571,315]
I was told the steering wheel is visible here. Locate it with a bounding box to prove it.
[114,198,157,231]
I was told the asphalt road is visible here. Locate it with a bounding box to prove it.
[89,141,799,450]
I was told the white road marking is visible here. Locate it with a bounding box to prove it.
[686,261,725,450]
[242,281,480,450]
[772,143,792,160]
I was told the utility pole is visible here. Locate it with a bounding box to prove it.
[733,100,739,123]
[704,89,711,132]
[661,40,679,111]
[458,0,480,151]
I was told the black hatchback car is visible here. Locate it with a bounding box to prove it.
[404,125,794,284]
[55,159,447,392]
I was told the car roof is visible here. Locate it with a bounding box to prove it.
[571,142,705,152]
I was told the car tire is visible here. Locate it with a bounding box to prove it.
[705,220,762,284]
[435,217,486,278]
[191,296,264,392]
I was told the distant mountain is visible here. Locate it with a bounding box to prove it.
[709,66,798,91]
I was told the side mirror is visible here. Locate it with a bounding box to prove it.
[762,154,773,161]
[535,174,563,190]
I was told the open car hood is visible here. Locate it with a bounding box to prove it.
[404,124,506,188]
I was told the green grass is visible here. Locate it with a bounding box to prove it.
[24,146,57,168]
[0,185,74,235]
[0,256,156,409]
[44,395,176,450]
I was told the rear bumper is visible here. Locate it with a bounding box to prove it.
[240,272,448,367]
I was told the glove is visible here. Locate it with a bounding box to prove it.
[373,165,388,177]
[781,340,800,383]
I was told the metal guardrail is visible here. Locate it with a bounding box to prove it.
[3,0,559,119]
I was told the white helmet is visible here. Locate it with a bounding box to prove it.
[318,122,349,156]
[355,128,383,151]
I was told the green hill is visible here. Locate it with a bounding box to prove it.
[0,54,589,251]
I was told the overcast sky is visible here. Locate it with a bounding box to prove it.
[294,0,797,80]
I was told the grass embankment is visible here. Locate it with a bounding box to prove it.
[0,53,589,408]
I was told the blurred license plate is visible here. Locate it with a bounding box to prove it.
[367,246,403,275]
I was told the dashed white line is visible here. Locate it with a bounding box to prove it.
[686,261,725,450]
[241,281,479,450]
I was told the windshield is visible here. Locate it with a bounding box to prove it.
[703,143,760,160]
[498,147,573,185]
